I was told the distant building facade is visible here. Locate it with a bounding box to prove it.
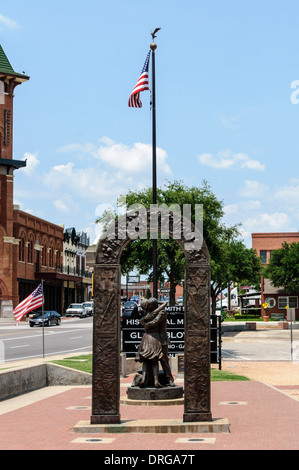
[252,232,299,320]
[63,228,92,310]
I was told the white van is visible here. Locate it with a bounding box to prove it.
[216,287,239,310]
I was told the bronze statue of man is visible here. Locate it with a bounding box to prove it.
[135,298,174,388]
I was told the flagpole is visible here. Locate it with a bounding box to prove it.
[150,36,158,299]
[42,279,45,358]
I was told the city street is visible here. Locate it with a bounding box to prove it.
[222,327,299,362]
[0,317,93,363]
[1,317,299,364]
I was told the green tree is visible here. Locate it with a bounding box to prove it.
[118,180,233,306]
[264,242,299,293]
[96,180,261,309]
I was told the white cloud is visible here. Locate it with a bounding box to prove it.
[48,162,74,181]
[83,221,100,246]
[95,137,172,175]
[49,137,172,208]
[20,152,40,175]
[243,212,291,233]
[53,193,81,214]
[220,116,239,131]
[56,143,96,155]
[243,200,262,211]
[43,162,124,204]
[198,149,265,171]
[53,199,69,212]
[241,156,265,171]
[199,151,235,169]
[239,180,268,198]
[223,203,239,215]
[224,200,261,216]
[0,13,19,30]
[56,137,172,176]
[273,183,299,204]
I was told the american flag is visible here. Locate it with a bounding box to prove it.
[128,51,151,108]
[14,283,43,324]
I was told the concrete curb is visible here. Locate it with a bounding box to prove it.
[73,417,230,434]
[0,363,91,401]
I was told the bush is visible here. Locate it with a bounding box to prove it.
[240,308,261,316]
[234,314,260,320]
[221,310,228,320]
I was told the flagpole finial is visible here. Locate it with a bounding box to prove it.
[150,27,161,50]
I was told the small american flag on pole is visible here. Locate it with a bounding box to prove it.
[14,283,43,324]
[128,51,151,108]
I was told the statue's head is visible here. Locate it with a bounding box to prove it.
[140,299,149,311]
[148,297,158,312]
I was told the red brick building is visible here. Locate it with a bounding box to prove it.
[13,207,64,313]
[252,232,299,320]
[0,45,30,318]
[0,45,92,320]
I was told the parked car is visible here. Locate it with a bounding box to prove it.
[121,301,139,323]
[66,303,88,318]
[29,311,61,327]
[82,301,93,316]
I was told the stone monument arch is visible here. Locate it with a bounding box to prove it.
[91,207,212,424]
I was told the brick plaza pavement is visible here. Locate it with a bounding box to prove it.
[0,369,299,451]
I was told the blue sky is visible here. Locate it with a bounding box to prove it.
[2,0,299,247]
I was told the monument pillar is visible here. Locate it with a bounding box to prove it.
[91,263,121,424]
[183,262,212,422]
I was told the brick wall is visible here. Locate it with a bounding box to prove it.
[252,232,299,320]
[252,232,299,264]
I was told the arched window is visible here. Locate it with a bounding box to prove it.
[42,246,47,266]
[28,234,34,263]
[49,240,55,267]
[56,241,62,271]
[19,232,26,262]
[42,237,48,266]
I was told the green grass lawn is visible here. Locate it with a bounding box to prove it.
[52,354,93,374]
[52,354,249,381]
[210,368,249,381]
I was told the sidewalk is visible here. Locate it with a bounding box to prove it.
[0,359,299,450]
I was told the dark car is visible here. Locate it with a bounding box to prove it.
[121,301,139,323]
[29,311,61,327]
